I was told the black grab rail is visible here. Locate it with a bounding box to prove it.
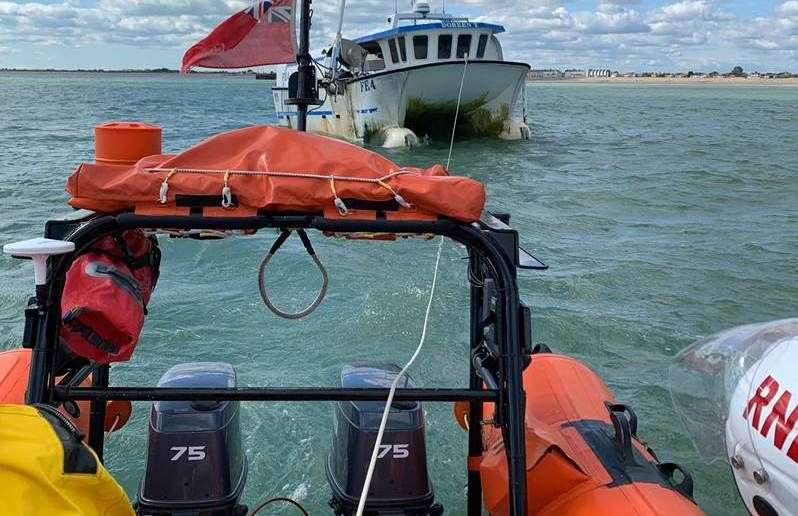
[26,211,531,516]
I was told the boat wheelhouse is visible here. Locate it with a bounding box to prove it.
[353,20,507,72]
[273,2,530,147]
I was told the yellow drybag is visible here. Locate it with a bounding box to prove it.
[0,404,133,516]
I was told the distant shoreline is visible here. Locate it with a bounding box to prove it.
[528,76,798,87]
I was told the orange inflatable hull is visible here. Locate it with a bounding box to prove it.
[0,348,131,434]
[457,354,703,515]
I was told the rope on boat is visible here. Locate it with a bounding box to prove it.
[250,496,308,515]
[355,235,445,516]
[258,229,329,320]
[148,167,417,213]
[356,51,468,516]
[446,53,470,170]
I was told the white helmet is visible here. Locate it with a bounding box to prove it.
[671,319,798,516]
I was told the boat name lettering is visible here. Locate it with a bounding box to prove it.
[360,79,377,93]
[441,21,476,28]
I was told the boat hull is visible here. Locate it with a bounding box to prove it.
[273,60,530,145]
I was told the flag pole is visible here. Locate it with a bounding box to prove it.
[292,0,318,131]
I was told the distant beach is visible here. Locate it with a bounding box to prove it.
[529,76,798,86]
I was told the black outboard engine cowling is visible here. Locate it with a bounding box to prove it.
[327,363,442,515]
[137,362,246,516]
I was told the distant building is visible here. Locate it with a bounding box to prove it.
[527,69,564,80]
[564,68,586,78]
[587,68,611,77]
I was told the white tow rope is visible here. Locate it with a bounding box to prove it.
[355,236,444,516]
[446,54,469,170]
[356,55,467,515]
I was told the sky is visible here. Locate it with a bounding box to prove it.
[0,0,796,71]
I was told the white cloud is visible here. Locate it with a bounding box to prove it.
[651,1,715,21]
[776,1,798,18]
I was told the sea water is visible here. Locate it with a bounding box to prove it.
[1,72,796,515]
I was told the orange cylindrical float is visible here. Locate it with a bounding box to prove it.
[456,353,704,515]
[94,121,162,165]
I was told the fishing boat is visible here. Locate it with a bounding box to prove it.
[271,1,531,146]
[0,121,703,515]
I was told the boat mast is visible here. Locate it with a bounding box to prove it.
[289,0,319,131]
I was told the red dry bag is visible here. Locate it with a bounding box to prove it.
[60,230,160,364]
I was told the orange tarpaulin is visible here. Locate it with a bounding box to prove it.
[67,126,486,223]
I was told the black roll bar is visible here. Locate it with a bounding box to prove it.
[28,211,530,515]
[54,386,498,402]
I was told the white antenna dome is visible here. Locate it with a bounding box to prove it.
[414,1,431,14]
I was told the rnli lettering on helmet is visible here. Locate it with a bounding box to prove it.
[744,375,798,463]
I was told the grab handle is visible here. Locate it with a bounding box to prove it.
[258,229,328,320]
[658,462,695,500]
[606,402,639,464]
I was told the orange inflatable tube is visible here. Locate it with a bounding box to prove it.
[456,353,703,515]
[0,348,131,434]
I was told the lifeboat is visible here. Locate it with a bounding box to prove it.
[0,123,706,516]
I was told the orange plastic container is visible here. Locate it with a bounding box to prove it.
[94,121,162,165]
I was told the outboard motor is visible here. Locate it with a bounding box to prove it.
[137,363,246,516]
[327,363,442,515]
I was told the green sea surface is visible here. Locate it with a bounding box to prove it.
[1,72,796,515]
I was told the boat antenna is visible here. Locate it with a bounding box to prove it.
[287,0,320,131]
[330,0,347,85]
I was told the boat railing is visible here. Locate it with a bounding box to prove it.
[390,11,469,28]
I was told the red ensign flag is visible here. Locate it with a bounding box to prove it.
[181,0,296,73]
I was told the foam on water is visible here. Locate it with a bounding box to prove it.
[1,72,796,515]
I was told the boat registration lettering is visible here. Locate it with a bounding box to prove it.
[359,79,377,93]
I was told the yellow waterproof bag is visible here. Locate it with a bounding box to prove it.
[0,404,133,516]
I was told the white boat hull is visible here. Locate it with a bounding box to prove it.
[273,60,529,145]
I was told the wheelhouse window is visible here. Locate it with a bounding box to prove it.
[413,35,428,60]
[398,36,407,62]
[387,38,399,64]
[477,34,488,58]
[438,34,452,58]
[456,34,472,58]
